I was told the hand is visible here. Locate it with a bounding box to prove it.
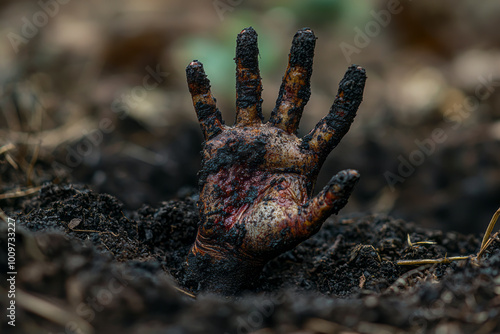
[184,27,366,294]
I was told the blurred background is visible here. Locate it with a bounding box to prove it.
[1,0,499,233]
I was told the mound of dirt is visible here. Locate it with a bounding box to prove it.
[1,183,499,333]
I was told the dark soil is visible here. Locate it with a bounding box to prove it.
[1,183,499,333]
[1,3,500,332]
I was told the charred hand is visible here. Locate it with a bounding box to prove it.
[184,27,366,294]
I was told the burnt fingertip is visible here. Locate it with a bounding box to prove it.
[289,28,316,68]
[338,169,360,181]
[236,27,259,69]
[296,27,316,39]
[345,169,361,181]
[337,65,366,101]
[186,60,204,74]
[331,169,360,191]
[344,65,367,84]
[186,61,211,95]
[188,60,202,67]
[239,26,257,37]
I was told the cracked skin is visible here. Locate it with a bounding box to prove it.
[183,27,366,294]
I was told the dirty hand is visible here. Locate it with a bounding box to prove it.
[184,27,366,294]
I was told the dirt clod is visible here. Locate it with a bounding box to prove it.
[2,184,499,333]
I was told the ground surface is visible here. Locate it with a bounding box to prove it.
[1,2,500,333]
[1,183,499,333]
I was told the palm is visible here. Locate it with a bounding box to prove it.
[199,126,311,255]
[185,27,366,294]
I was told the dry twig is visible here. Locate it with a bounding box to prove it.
[397,255,470,266]
[0,186,41,200]
[480,207,500,251]
[69,229,119,237]
[397,206,500,266]
[0,207,9,223]
[0,143,15,155]
[26,141,41,186]
[407,234,436,247]
[14,289,94,334]
[173,286,196,299]
[5,153,18,169]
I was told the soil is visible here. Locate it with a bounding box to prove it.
[1,183,499,333]
[1,3,500,333]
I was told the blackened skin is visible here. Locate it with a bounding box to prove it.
[270,28,316,134]
[235,27,263,125]
[184,27,366,295]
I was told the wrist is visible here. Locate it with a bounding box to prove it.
[183,232,265,294]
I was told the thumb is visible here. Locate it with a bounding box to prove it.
[298,169,360,236]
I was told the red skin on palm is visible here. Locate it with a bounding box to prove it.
[184,27,366,294]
